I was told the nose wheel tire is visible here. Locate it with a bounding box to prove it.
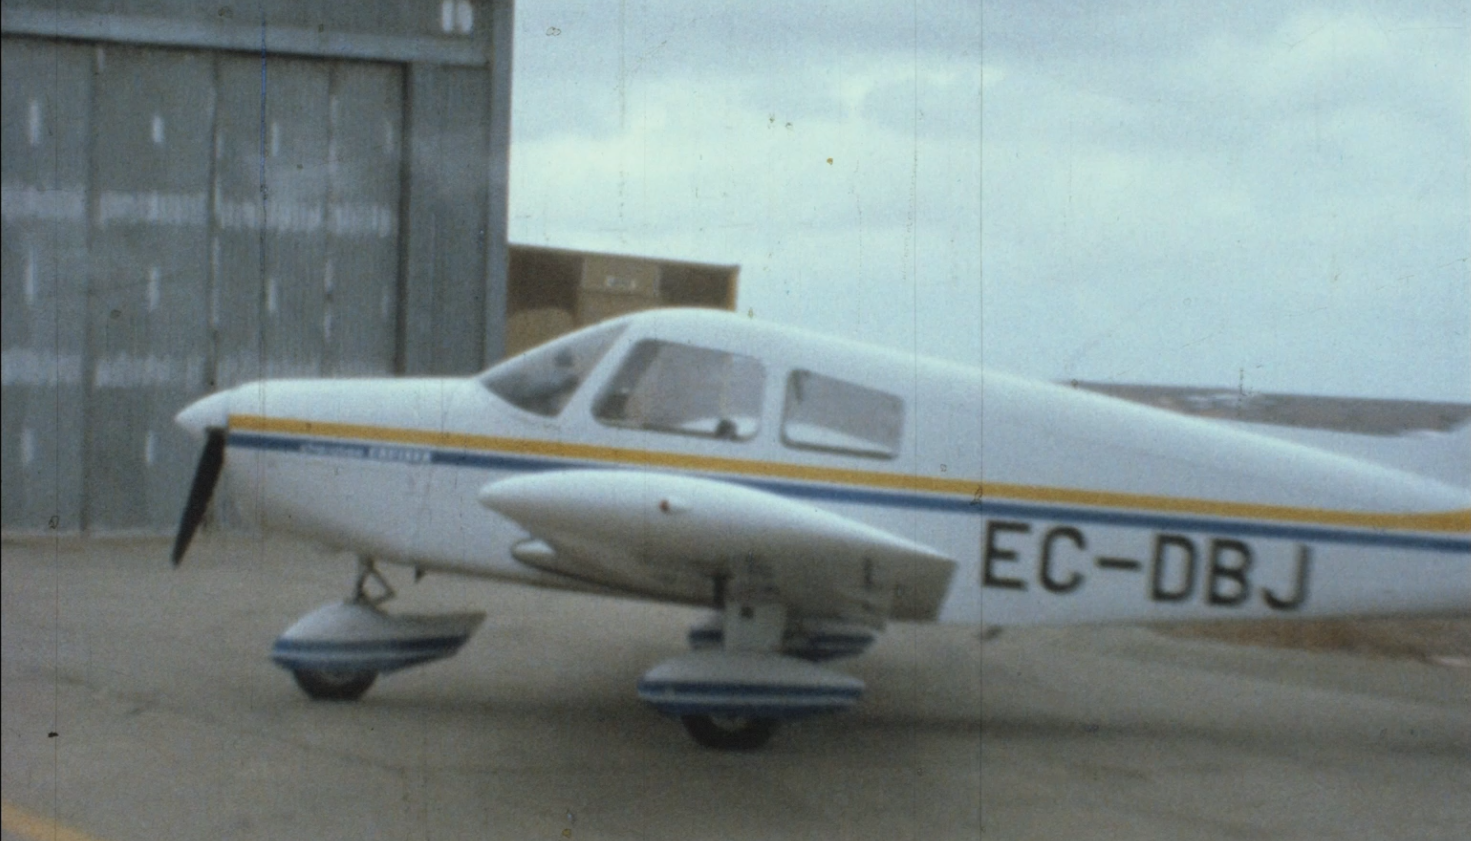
[681,714,779,750]
[291,669,377,702]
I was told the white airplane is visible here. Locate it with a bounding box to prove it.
[171,308,1471,749]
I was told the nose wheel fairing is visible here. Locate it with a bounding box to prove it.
[270,601,485,696]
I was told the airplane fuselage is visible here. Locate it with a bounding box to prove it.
[189,310,1471,630]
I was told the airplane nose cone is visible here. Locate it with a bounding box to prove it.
[175,390,232,437]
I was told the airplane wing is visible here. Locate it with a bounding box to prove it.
[478,470,958,626]
[1066,382,1471,489]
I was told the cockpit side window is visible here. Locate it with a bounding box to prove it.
[593,340,764,440]
[480,322,625,417]
[781,370,903,458]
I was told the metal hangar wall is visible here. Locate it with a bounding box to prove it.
[1,0,515,532]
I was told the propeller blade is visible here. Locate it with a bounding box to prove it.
[172,428,226,566]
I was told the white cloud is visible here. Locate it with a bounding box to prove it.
[510,1,1470,400]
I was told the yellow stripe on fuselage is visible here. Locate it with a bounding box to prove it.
[229,414,1471,534]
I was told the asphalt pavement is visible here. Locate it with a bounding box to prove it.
[3,534,1467,840]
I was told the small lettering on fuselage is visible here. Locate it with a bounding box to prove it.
[366,445,432,464]
[300,441,432,465]
[981,519,1311,611]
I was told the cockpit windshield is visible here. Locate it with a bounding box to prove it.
[479,322,626,417]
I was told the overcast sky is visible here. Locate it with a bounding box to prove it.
[505,0,1470,400]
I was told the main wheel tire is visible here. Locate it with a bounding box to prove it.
[291,668,377,702]
[681,714,778,750]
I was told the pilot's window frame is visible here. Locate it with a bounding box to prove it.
[478,322,626,418]
[591,339,766,442]
[780,369,904,459]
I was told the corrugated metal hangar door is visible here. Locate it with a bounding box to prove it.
[2,39,403,531]
[1,40,90,532]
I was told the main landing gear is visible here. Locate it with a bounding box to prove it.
[638,599,867,750]
[270,556,485,702]
[681,713,780,751]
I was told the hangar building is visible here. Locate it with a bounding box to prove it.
[1,1,737,532]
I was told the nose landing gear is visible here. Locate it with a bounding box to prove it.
[271,556,486,702]
[290,667,378,702]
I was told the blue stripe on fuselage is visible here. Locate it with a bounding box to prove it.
[226,430,1471,554]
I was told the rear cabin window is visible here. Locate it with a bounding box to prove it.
[781,370,903,458]
[593,340,764,440]
[480,322,625,417]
